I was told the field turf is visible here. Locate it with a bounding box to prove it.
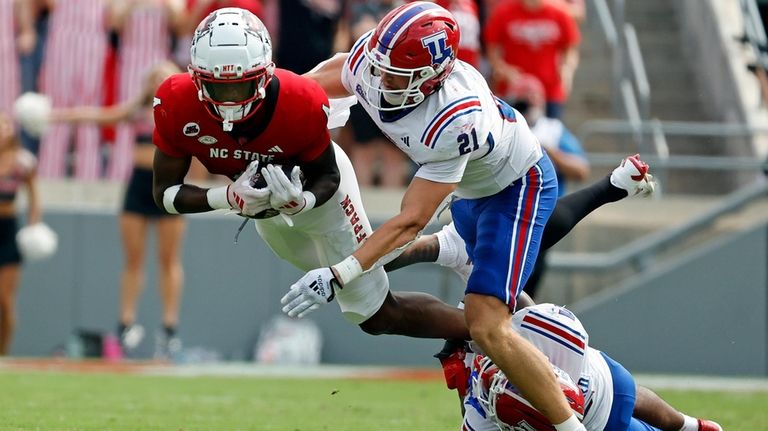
[0,369,765,430]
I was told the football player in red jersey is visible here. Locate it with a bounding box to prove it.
[152,8,469,337]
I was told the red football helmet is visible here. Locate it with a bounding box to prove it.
[471,355,585,431]
[189,8,275,131]
[362,2,460,111]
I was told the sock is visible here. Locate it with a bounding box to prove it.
[540,176,627,251]
[164,325,177,338]
[553,414,585,431]
[679,414,699,431]
[117,322,128,336]
[435,228,459,266]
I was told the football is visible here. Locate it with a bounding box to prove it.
[249,164,304,189]
[248,164,305,219]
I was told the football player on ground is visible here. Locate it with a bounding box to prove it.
[298,3,654,429]
[460,303,724,431]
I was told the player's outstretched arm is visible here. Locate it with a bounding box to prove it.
[304,53,352,99]
[350,177,456,274]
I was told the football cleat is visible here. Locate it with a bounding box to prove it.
[120,324,145,351]
[154,332,183,361]
[697,419,723,431]
[435,223,472,284]
[610,154,656,197]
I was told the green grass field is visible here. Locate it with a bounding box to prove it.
[0,370,765,430]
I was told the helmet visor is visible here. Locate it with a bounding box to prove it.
[203,80,256,104]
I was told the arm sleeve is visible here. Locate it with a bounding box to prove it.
[414,156,470,184]
[152,78,186,158]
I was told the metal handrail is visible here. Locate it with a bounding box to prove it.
[593,0,618,49]
[624,24,651,119]
[548,178,768,271]
[742,0,768,66]
[578,118,768,141]
[583,152,767,171]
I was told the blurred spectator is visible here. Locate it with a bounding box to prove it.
[16,0,53,155]
[50,62,187,360]
[484,0,580,119]
[1,0,21,116]
[0,113,41,355]
[507,74,589,299]
[433,0,481,68]
[107,0,183,181]
[339,0,410,188]
[273,0,344,74]
[558,0,584,23]
[38,0,110,180]
[173,0,263,68]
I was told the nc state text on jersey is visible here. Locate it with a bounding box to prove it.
[208,148,275,163]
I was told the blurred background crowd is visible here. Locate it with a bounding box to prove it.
[1,0,590,188]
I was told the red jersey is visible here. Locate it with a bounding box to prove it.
[153,69,330,179]
[484,0,580,102]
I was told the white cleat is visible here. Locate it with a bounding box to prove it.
[120,324,145,350]
[610,154,656,197]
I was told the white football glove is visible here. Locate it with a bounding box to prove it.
[263,164,306,215]
[227,161,271,217]
[281,268,341,318]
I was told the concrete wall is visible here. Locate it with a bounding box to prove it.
[572,222,768,376]
[11,211,768,374]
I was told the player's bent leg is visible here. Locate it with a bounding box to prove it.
[359,290,469,339]
[633,385,685,431]
[633,385,722,431]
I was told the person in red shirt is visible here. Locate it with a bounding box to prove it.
[484,0,580,119]
[153,8,469,338]
[434,0,481,68]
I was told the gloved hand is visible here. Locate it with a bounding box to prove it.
[263,164,306,215]
[281,267,341,318]
[227,161,272,217]
[434,340,471,398]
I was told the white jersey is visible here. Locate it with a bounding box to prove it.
[465,304,614,431]
[341,32,543,199]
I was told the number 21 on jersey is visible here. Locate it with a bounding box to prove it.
[458,128,479,155]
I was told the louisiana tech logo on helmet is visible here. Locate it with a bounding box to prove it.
[421,31,453,65]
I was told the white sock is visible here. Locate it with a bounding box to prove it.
[679,414,699,431]
[435,228,459,266]
[553,414,585,431]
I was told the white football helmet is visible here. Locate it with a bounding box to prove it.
[189,8,274,131]
[471,355,585,431]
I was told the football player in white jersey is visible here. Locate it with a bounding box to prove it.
[284,3,660,430]
[460,303,724,431]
